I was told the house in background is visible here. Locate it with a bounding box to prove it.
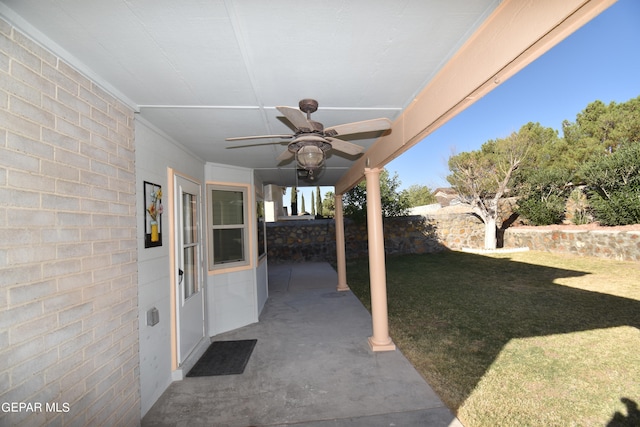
[433,187,461,207]
[0,1,615,425]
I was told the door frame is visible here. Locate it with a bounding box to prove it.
[168,168,207,374]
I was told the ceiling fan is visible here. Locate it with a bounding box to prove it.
[226,99,392,175]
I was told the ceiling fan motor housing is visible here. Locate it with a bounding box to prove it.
[298,98,319,114]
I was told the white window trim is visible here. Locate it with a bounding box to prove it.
[207,183,251,273]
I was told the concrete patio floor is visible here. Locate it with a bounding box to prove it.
[142,262,463,427]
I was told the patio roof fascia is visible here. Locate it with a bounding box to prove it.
[334,0,617,196]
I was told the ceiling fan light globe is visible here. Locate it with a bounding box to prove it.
[296,145,325,171]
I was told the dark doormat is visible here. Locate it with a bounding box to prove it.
[186,339,257,377]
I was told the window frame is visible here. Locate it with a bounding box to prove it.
[207,183,251,272]
[256,196,266,260]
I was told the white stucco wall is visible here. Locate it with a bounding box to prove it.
[135,118,206,416]
[204,163,265,336]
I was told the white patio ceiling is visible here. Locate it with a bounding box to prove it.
[0,0,613,189]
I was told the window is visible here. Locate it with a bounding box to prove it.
[256,199,266,259]
[208,184,249,270]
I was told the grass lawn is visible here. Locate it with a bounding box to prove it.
[346,250,640,427]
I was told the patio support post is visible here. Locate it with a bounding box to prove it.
[364,168,396,352]
[334,193,349,291]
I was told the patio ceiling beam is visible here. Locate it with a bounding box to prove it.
[335,0,617,195]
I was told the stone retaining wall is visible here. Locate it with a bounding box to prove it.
[503,228,640,262]
[267,215,640,263]
[266,213,485,263]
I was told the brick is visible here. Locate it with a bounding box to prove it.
[80,170,109,187]
[41,228,80,244]
[7,208,56,227]
[43,63,80,96]
[84,360,116,392]
[0,143,40,171]
[56,117,90,142]
[108,104,128,126]
[0,18,9,35]
[90,186,117,202]
[90,83,118,111]
[41,127,80,152]
[58,302,93,327]
[0,187,40,208]
[80,142,109,163]
[58,331,93,361]
[0,335,43,367]
[78,85,107,112]
[55,179,91,198]
[89,133,117,154]
[59,359,93,392]
[10,313,58,345]
[56,212,91,227]
[0,68,41,105]
[12,29,57,67]
[80,227,110,242]
[43,289,82,312]
[42,193,80,211]
[80,199,110,214]
[0,51,8,72]
[57,60,91,91]
[44,321,82,348]
[8,170,55,192]
[90,159,117,177]
[3,371,45,402]
[91,107,117,131]
[56,242,92,259]
[10,347,58,384]
[7,245,55,265]
[43,94,80,124]
[1,109,41,140]
[54,147,90,170]
[43,351,83,384]
[90,214,119,228]
[40,160,79,181]
[56,272,92,292]
[0,33,41,73]
[11,133,55,161]
[2,17,140,423]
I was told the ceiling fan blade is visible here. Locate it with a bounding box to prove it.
[226,141,290,149]
[327,137,365,156]
[276,149,294,162]
[276,106,313,131]
[325,118,392,137]
[226,134,292,141]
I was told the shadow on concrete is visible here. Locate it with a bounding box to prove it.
[346,251,640,417]
[142,263,463,427]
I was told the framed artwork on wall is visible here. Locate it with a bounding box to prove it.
[144,181,163,248]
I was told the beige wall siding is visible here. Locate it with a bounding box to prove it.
[0,18,140,426]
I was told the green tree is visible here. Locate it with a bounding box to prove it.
[290,186,298,216]
[301,194,306,214]
[316,186,322,217]
[561,96,640,172]
[511,123,570,225]
[343,169,409,221]
[401,184,437,207]
[322,191,335,218]
[448,130,533,249]
[579,142,640,225]
[515,168,570,225]
[310,190,316,216]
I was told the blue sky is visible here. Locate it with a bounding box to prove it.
[296,0,640,208]
[388,0,640,190]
